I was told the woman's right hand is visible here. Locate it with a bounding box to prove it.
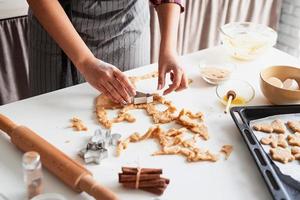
[79,57,136,104]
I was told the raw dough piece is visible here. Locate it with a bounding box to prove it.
[129,71,158,86]
[128,71,193,87]
[165,128,187,137]
[260,134,288,148]
[287,121,300,133]
[117,126,161,156]
[95,93,122,109]
[145,95,177,124]
[153,147,219,162]
[253,119,285,134]
[176,109,208,140]
[95,107,113,129]
[291,147,300,160]
[152,146,181,155]
[70,117,87,131]
[220,145,233,160]
[187,149,219,162]
[253,124,273,133]
[117,125,219,163]
[269,147,294,164]
[271,119,285,134]
[287,133,300,147]
[95,94,177,129]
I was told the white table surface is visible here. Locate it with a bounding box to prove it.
[0,0,28,20]
[1,46,300,200]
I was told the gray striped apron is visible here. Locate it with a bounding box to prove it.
[28,0,150,96]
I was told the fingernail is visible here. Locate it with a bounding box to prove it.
[157,84,162,90]
[131,89,136,96]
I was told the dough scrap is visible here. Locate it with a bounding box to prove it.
[220,145,233,160]
[287,121,300,133]
[117,126,160,156]
[187,149,219,162]
[128,71,193,87]
[95,93,122,110]
[70,117,88,131]
[95,93,177,129]
[260,134,288,148]
[287,133,300,147]
[269,147,294,164]
[128,71,158,86]
[176,109,208,140]
[117,126,220,162]
[145,95,177,124]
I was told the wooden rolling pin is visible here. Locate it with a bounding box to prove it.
[0,114,117,200]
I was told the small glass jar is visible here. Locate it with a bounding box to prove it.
[22,151,43,199]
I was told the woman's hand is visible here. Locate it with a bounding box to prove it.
[158,52,188,95]
[79,57,136,104]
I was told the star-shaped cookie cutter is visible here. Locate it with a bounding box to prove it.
[78,129,121,164]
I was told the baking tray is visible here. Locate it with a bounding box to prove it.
[230,105,300,200]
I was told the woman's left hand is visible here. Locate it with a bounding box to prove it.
[157,52,188,95]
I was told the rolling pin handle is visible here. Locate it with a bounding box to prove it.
[0,114,18,136]
[79,175,118,200]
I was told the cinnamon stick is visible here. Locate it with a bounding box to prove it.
[119,173,161,182]
[121,167,162,175]
[119,167,169,196]
[122,179,167,188]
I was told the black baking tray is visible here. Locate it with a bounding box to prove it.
[230,105,300,200]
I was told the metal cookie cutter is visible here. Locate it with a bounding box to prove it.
[132,91,153,104]
[79,130,108,164]
[110,133,121,146]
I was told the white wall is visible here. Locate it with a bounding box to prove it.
[277,0,300,58]
[0,0,28,19]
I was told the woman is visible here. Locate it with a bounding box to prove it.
[27,0,188,104]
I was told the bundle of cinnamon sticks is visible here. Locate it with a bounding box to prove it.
[118,167,170,195]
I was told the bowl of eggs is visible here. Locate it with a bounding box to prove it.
[260,65,300,105]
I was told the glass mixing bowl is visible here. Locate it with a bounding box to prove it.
[220,22,277,61]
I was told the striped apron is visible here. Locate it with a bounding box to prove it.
[28,0,150,96]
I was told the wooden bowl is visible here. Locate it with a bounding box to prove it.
[260,65,300,105]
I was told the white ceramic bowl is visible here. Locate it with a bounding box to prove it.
[199,62,235,85]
